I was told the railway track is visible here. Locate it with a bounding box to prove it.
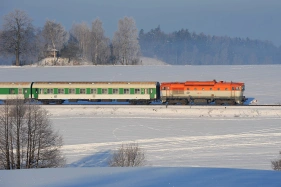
[1,100,280,107]
[40,103,281,107]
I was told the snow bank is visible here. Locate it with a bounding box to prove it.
[45,105,281,119]
[0,167,281,187]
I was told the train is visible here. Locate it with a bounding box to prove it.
[0,80,246,105]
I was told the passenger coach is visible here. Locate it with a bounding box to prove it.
[31,82,160,104]
[0,82,32,100]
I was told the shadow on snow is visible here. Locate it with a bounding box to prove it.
[68,150,112,167]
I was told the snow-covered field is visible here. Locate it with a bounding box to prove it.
[0,64,281,186]
[49,105,281,170]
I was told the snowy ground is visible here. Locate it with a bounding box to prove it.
[0,64,281,186]
[1,167,281,187]
[47,105,281,170]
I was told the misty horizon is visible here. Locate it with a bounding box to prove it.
[1,0,281,46]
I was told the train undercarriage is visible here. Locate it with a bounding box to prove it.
[35,97,246,105]
[38,99,153,105]
[163,96,246,105]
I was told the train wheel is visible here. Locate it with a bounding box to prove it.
[228,100,236,105]
[215,100,223,105]
[56,100,63,105]
[180,100,188,105]
[129,101,137,105]
[42,100,49,105]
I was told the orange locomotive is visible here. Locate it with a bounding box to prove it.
[160,80,246,105]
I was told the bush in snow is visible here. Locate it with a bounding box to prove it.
[108,143,146,167]
[271,151,281,170]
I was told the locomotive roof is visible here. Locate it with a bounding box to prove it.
[161,80,244,86]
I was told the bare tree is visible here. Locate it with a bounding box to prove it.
[25,104,65,168]
[70,22,91,60]
[60,34,80,63]
[9,99,26,169]
[0,99,65,169]
[0,100,12,169]
[108,143,146,167]
[112,17,141,65]
[0,9,35,66]
[272,151,281,170]
[90,18,110,65]
[42,20,68,62]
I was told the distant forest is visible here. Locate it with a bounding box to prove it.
[139,26,281,65]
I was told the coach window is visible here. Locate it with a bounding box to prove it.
[217,88,220,90]
[80,89,86,94]
[90,88,97,94]
[225,88,228,90]
[18,88,23,94]
[113,88,118,94]
[202,88,204,90]
[232,87,235,90]
[210,88,212,90]
[69,88,75,94]
[47,89,53,94]
[135,88,140,94]
[124,88,129,94]
[58,88,64,94]
[194,88,197,90]
[10,89,15,94]
[102,88,108,94]
[186,88,189,90]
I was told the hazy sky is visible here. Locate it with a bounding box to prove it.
[1,0,281,46]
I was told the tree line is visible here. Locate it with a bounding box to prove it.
[139,26,281,65]
[0,9,140,66]
[1,9,280,66]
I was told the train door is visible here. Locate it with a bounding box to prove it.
[23,88,29,99]
[231,86,235,98]
[33,88,39,99]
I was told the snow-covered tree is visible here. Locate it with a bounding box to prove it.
[70,22,91,60]
[42,20,68,61]
[0,9,35,66]
[90,18,110,65]
[112,17,141,65]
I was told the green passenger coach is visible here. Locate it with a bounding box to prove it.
[31,82,160,104]
[0,82,32,100]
